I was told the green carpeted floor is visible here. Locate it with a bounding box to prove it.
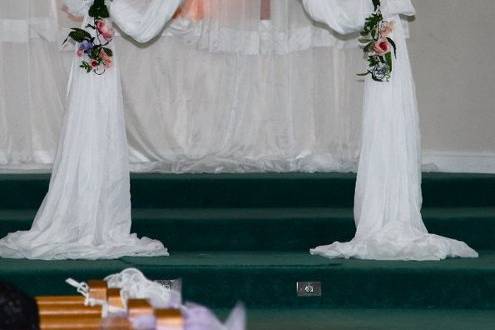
[1,173,494,209]
[1,251,495,309]
[1,207,494,251]
[0,173,494,328]
[239,308,495,330]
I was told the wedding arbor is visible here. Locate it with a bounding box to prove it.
[0,0,478,260]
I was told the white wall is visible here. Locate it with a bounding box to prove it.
[408,0,495,172]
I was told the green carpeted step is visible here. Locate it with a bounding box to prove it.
[1,174,493,313]
[1,251,494,309]
[1,208,494,251]
[0,173,494,209]
[239,308,495,330]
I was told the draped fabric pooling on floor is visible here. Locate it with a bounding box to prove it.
[0,0,479,261]
[303,0,478,260]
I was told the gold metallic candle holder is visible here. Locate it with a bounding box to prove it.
[36,281,184,330]
[155,308,184,330]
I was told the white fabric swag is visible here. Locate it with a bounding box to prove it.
[304,0,477,260]
[0,0,184,259]
[0,0,478,260]
[0,0,368,173]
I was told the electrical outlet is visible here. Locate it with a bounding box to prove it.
[297,281,322,297]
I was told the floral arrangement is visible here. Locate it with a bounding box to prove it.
[358,0,397,82]
[64,0,114,74]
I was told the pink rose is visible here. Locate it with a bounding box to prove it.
[91,60,99,68]
[76,48,84,57]
[379,21,394,38]
[95,20,114,41]
[373,38,391,56]
[99,49,113,68]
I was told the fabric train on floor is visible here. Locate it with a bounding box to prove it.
[303,0,478,260]
[0,0,183,259]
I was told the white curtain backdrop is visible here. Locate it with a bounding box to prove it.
[0,0,366,173]
[0,0,479,261]
[0,0,415,173]
[0,0,66,166]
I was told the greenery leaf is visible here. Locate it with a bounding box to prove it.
[385,52,393,73]
[67,28,91,43]
[102,47,113,56]
[80,61,92,73]
[368,56,380,67]
[387,37,397,58]
[89,0,110,18]
[90,45,101,59]
[372,0,381,11]
[364,44,373,53]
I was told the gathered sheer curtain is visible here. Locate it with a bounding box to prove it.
[303,0,478,260]
[1,0,367,173]
[0,0,66,166]
[0,0,184,259]
[0,0,479,261]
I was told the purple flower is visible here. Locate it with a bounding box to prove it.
[79,40,93,54]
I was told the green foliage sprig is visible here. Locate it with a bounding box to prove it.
[64,1,114,75]
[358,0,397,82]
[88,0,110,19]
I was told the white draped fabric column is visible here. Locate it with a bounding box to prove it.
[304,0,478,260]
[0,0,182,260]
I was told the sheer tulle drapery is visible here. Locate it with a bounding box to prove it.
[0,0,184,260]
[0,0,66,166]
[0,0,366,173]
[167,0,363,55]
[303,0,478,260]
[0,0,479,261]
